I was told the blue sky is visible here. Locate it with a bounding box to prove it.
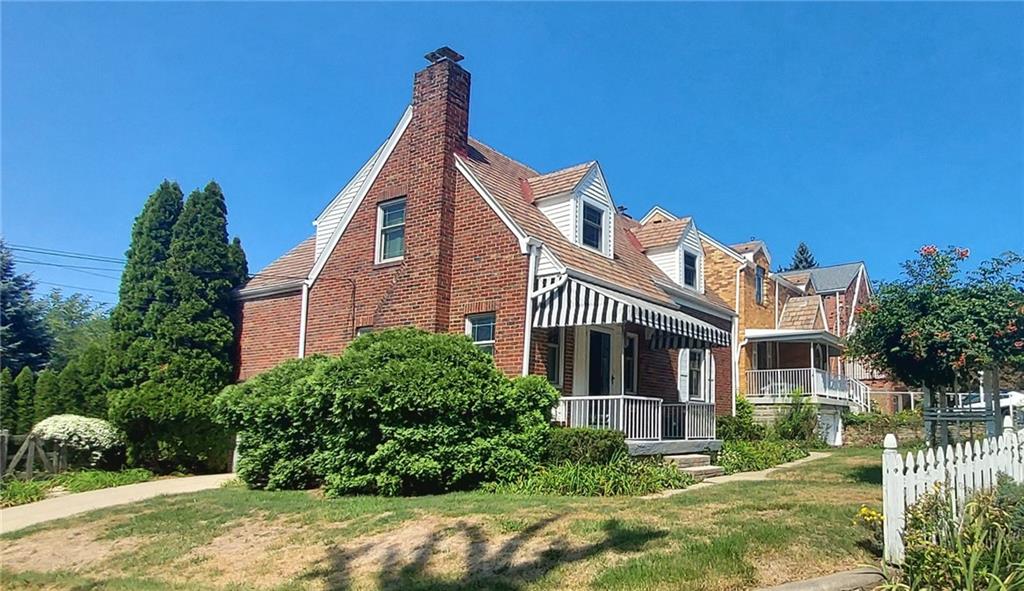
[3,2,1022,306]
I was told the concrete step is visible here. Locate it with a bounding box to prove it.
[663,454,711,468]
[679,465,725,480]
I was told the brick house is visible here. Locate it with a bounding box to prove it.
[235,49,737,454]
[694,233,875,444]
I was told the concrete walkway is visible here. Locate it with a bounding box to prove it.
[0,473,234,534]
[644,452,831,499]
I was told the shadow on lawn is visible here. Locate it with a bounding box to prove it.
[851,465,883,485]
[309,514,667,591]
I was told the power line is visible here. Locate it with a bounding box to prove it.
[14,258,123,280]
[9,244,126,265]
[36,280,119,296]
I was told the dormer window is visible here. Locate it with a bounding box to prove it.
[581,202,603,250]
[683,251,698,288]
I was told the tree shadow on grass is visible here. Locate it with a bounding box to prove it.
[309,514,668,591]
[851,465,882,485]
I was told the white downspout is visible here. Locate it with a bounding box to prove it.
[298,282,309,358]
[732,262,744,410]
[521,244,539,376]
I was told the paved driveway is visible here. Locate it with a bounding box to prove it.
[0,473,234,534]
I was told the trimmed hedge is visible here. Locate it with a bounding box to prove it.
[216,328,559,496]
[716,396,766,441]
[718,440,808,474]
[544,427,627,465]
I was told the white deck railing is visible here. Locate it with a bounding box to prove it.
[555,395,663,441]
[663,402,716,440]
[746,368,869,411]
[882,418,1023,564]
[554,396,718,441]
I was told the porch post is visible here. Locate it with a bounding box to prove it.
[809,343,815,370]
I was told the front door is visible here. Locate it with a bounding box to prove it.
[588,329,612,396]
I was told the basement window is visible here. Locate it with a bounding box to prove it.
[376,198,406,264]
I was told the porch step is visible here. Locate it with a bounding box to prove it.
[663,454,711,468]
[678,465,725,480]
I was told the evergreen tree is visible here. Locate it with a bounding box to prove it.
[75,342,109,418]
[14,367,36,433]
[110,181,246,471]
[33,369,59,424]
[0,241,53,373]
[57,360,84,415]
[227,236,249,289]
[105,181,183,393]
[0,368,14,431]
[786,242,819,271]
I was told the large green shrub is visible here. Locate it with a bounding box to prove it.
[716,395,766,441]
[717,440,808,474]
[545,427,627,465]
[216,329,559,496]
[773,391,819,442]
[492,453,694,496]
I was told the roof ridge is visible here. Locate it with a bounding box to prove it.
[528,160,596,180]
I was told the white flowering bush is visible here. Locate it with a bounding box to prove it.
[31,414,125,469]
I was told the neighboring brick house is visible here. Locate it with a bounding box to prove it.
[235,48,736,452]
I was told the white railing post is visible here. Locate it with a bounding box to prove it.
[882,433,905,564]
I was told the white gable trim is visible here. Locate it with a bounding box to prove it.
[639,206,677,225]
[698,231,748,264]
[306,106,413,285]
[454,155,531,253]
[847,265,865,334]
[818,296,829,331]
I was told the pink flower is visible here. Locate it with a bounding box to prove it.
[920,245,938,257]
[1016,340,1024,349]
[956,247,970,260]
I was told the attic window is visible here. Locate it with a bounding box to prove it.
[683,252,698,288]
[581,203,603,250]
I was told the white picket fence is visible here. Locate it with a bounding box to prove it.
[881,416,1024,564]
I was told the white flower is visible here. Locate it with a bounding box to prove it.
[31,414,124,464]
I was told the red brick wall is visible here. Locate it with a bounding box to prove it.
[236,291,302,380]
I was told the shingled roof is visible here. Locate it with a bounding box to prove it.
[630,217,692,250]
[778,295,824,330]
[239,236,315,294]
[778,262,864,293]
[525,162,594,201]
[242,138,733,315]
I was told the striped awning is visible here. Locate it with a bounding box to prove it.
[532,275,730,348]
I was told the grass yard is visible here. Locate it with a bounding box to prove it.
[0,448,884,591]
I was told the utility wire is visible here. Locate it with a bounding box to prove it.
[36,280,119,296]
[9,244,126,264]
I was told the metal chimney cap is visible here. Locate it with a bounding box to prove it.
[425,47,464,64]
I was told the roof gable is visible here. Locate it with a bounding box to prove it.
[525,162,594,201]
[631,217,692,250]
[778,295,825,330]
[779,262,864,293]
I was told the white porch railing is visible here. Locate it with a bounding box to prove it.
[554,396,718,441]
[746,368,869,411]
[882,418,1024,564]
[555,395,662,441]
[663,402,716,440]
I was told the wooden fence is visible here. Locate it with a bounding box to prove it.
[0,429,69,480]
[881,416,1024,564]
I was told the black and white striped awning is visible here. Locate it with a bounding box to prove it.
[532,275,730,349]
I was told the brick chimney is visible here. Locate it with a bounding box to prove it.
[407,47,471,331]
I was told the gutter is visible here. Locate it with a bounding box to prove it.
[234,281,304,301]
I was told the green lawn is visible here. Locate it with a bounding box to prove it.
[0,448,884,591]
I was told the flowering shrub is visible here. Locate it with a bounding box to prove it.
[853,505,884,554]
[31,414,125,469]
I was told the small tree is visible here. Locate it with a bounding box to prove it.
[43,290,110,371]
[848,247,1024,440]
[33,369,60,424]
[0,368,14,432]
[786,242,819,271]
[14,367,36,433]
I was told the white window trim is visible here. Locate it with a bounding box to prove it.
[678,348,713,402]
[755,266,766,305]
[375,197,406,264]
[624,332,639,394]
[465,313,496,354]
[579,199,605,253]
[682,250,699,290]
[546,327,564,387]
